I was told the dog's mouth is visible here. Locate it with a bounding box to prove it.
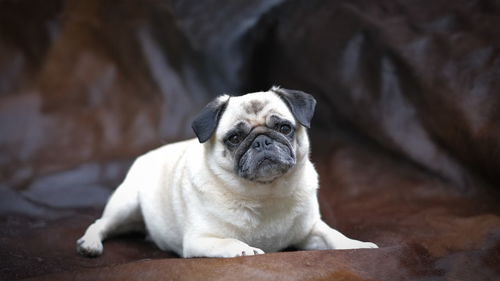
[237,147,295,183]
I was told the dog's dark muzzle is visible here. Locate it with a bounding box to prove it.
[235,128,296,183]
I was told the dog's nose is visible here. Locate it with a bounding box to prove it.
[252,135,273,151]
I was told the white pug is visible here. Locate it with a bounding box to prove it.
[77,87,378,258]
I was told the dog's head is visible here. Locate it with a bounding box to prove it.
[192,87,316,184]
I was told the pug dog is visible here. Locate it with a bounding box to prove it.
[76,86,378,258]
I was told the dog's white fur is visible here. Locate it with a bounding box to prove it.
[77,90,377,258]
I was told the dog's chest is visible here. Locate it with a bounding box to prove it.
[224,197,310,251]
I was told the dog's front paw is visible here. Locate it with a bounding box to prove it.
[336,239,378,250]
[76,237,103,257]
[360,242,378,249]
[218,244,265,258]
[183,237,265,258]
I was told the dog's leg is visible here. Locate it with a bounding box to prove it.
[76,182,142,257]
[297,220,378,250]
[183,235,265,258]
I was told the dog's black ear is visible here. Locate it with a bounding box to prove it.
[272,87,316,128]
[192,95,229,143]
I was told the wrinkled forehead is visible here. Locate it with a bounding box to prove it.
[218,91,295,131]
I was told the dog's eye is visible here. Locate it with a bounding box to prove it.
[227,134,242,145]
[279,124,292,135]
